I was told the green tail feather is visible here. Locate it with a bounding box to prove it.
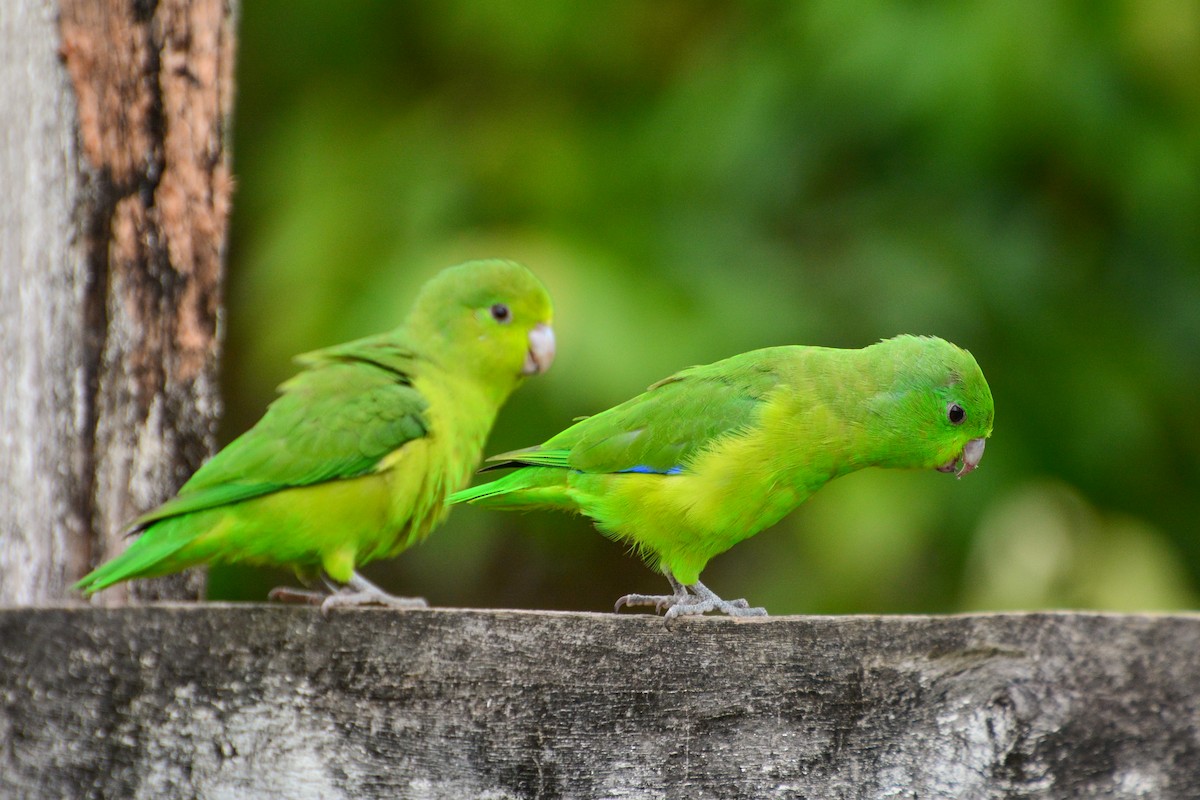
[448,469,571,510]
[451,484,506,503]
[447,480,520,505]
[74,519,198,595]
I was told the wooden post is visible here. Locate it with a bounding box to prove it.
[2,607,1198,798]
[0,0,236,604]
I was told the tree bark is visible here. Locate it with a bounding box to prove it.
[2,607,1199,799]
[0,0,236,605]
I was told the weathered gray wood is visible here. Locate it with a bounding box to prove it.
[2,608,1198,799]
[0,0,236,605]
[0,0,93,604]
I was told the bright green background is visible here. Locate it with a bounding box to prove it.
[211,1,1200,614]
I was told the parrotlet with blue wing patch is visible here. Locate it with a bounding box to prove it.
[449,335,993,622]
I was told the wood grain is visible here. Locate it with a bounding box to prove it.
[3,606,1198,798]
[0,0,235,604]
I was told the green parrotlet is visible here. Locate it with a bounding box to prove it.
[450,335,993,622]
[76,259,555,608]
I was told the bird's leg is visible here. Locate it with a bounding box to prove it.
[318,570,429,613]
[615,571,767,624]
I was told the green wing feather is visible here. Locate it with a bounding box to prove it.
[76,338,432,594]
[134,336,430,531]
[485,348,789,476]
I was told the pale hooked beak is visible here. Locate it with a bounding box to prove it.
[937,437,987,479]
[522,323,556,376]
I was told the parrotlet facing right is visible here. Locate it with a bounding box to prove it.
[449,335,993,622]
[75,259,555,609]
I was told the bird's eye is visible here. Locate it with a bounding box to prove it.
[490,303,511,323]
[947,403,966,425]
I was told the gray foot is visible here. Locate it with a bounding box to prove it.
[319,571,428,613]
[268,586,327,605]
[319,591,428,612]
[615,573,767,624]
[269,572,427,612]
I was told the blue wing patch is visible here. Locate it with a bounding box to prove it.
[617,465,683,475]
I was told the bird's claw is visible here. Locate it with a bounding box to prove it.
[615,576,767,626]
[319,591,428,615]
[614,592,677,614]
[662,596,766,625]
[268,586,327,606]
[269,570,427,614]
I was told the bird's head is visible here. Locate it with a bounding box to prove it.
[864,335,993,478]
[408,259,555,397]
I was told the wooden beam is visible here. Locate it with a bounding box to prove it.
[3,607,1198,798]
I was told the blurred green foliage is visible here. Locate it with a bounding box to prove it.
[211,0,1200,613]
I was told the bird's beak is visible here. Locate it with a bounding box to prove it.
[522,323,555,376]
[936,437,986,479]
